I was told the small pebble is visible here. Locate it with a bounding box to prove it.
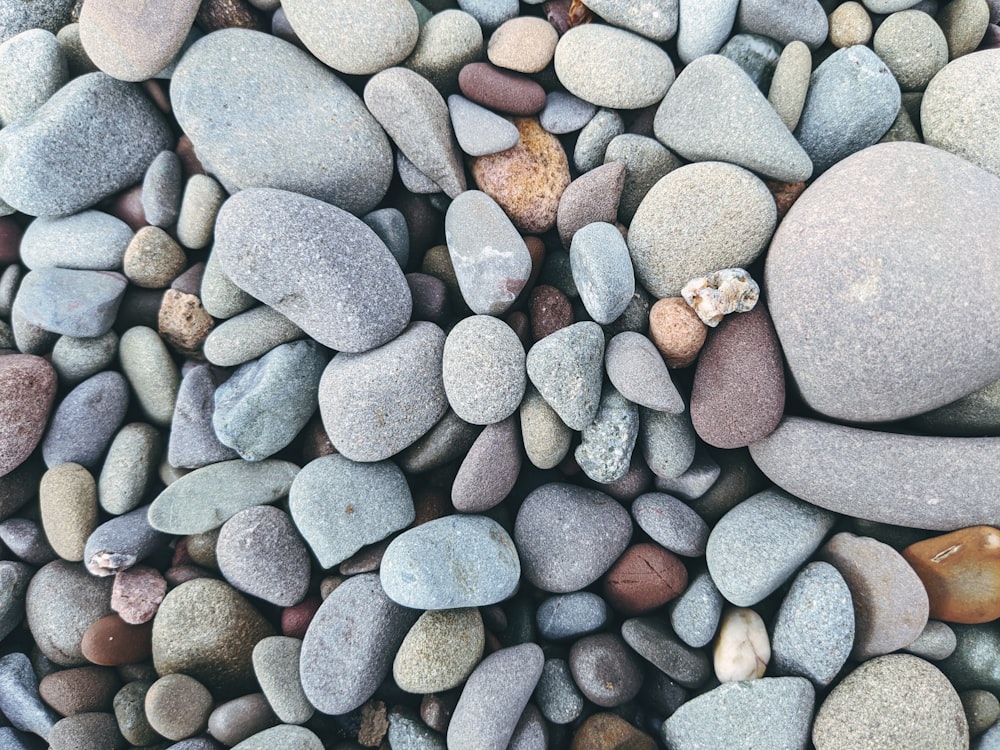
[632,492,710,556]
[252,636,314,725]
[38,666,120,717]
[906,620,959,661]
[141,150,183,228]
[669,569,725,649]
[536,659,585,725]
[569,632,644,707]
[829,2,873,47]
[525,321,605,431]
[207,693,278,747]
[111,565,167,625]
[393,608,485,693]
[714,607,770,682]
[621,617,712,689]
[602,542,687,615]
[535,592,609,641]
[145,673,213,741]
[122,226,186,288]
[648,297,708,368]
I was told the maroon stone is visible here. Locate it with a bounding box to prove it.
[458,62,546,115]
[81,615,153,666]
[281,595,322,639]
[529,285,574,342]
[601,542,688,616]
[0,217,23,265]
[0,355,57,478]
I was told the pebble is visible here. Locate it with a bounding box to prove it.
[632,492,710,556]
[682,267,760,327]
[452,416,521,512]
[0,72,170,216]
[963,689,1000,736]
[447,95,518,159]
[677,0,739,63]
[0,0,74,43]
[639,407,698,479]
[0,652,57,739]
[215,188,410,353]
[525,321,605,431]
[118,325,180,428]
[151,578,275,695]
[569,222,633,325]
[487,16,558,73]
[557,163,625,248]
[318,321,448,462]
[399,408,480,473]
[0,354,56,477]
[39,463,98,564]
[459,62,547,116]
[39,666,120,717]
[574,384,639,484]
[603,542,687,615]
[902,526,1000,623]
[392,608,484,693]
[906,620,959,661]
[654,448,720,500]
[289,454,413,568]
[171,29,392,214]
[111,565,167,624]
[0,561,31,642]
[200,248,255,320]
[365,66,466,198]
[648,297,708,368]
[389,706,447,749]
[573,108,624,172]
[766,142,1000,421]
[145,673,213,741]
[207,693,279,746]
[653,54,813,182]
[922,49,1000,178]
[585,0,679,40]
[535,592,608,643]
[404,9,483,94]
[147,458,299,535]
[203,305,302,367]
[0,29,67,126]
[767,40,811,130]
[539,92,596,135]
[829,2,873,47]
[123,226,186,288]
[569,633,643,707]
[572,713,657,750]
[536,659,585,725]
[142,150,182,228]
[661,676,815,750]
[514,482,632,593]
[458,0,518,29]
[20,211,131,271]
[714,607,770,682]
[821,531,930,660]
[529,284,573,341]
[737,0,828,48]
[97,422,160,514]
[940,624,1000,691]
[381,514,520,609]
[280,0,418,75]
[938,0,991,57]
[520,383,573,470]
[720,32,784,89]
[706,488,836,606]
[0,517,57,566]
[604,333,681,413]
[603,134,680,224]
[873,9,948,90]
[252,637,313,725]
[749,416,1000,529]
[470,118,570,234]
[166,365,240,469]
[299,573,419,715]
[80,614,152,666]
[621,617,712,688]
[669,569,725,648]
[14,268,127,338]
[232,725,322,750]
[41,371,129,470]
[627,161,776,298]
[812,654,968,750]
[554,24,674,109]
[911,376,1000,436]
[406,272,450,324]
[48,712,126,750]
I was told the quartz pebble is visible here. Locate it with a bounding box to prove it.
[714,607,770,682]
[681,268,760,327]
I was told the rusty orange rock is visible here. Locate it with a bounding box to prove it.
[902,526,1000,624]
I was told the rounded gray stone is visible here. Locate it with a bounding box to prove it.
[84,503,165,576]
[519,384,572,470]
[574,108,625,173]
[231,725,322,750]
[362,207,409,270]
[176,174,226,251]
[621,617,712,689]
[204,305,304,368]
[21,210,132,272]
[514,482,632,593]
[402,9,483,94]
[388,707,447,750]
[41,370,129,470]
[719,32,783,89]
[142,150,182,229]
[539,91,597,134]
[574,384,639,484]
[0,28,68,127]
[456,0,518,29]
[603,133,681,224]
[0,0,75,44]
[448,94,520,157]
[167,364,240,469]
[677,0,739,63]
[535,659,584,725]
[51,330,118,385]
[0,652,58,740]
[318,321,448,462]
[535,592,609,641]
[606,332,684,413]
[907,620,958,661]
[911,376,1000,436]
[398,409,481,474]
[200,248,255,320]
[171,28,392,215]
[289,454,414,569]
[526,321,605,431]
[0,561,31,642]
[737,0,829,48]
[632,492,710,556]
[569,633,645,707]
[252,637,313,725]
[873,9,949,91]
[668,569,724,648]
[569,222,634,325]
[119,325,180,428]
[639,407,697,479]
[581,0,678,41]
[97,423,160,515]
[940,624,1000,692]
[938,0,991,58]
[14,268,126,338]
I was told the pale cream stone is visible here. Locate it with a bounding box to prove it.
[681,268,759,327]
[714,607,771,682]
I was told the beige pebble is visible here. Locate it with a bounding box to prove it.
[681,268,759,327]
[714,607,770,682]
[176,174,226,250]
[158,289,215,359]
[124,226,187,288]
[488,16,559,74]
[829,2,873,47]
[145,673,213,741]
[40,462,98,562]
[648,297,708,368]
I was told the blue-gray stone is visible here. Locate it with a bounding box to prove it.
[574,108,625,172]
[142,150,182,229]
[362,207,410,270]
[20,210,132,271]
[380,515,520,609]
[41,371,129,469]
[575,384,639,484]
[632,492,710,556]
[535,592,609,641]
[448,94,520,157]
[939,625,1000,692]
[668,569,725,648]
[539,92,597,134]
[167,364,240,469]
[0,561,30,642]
[457,0,518,28]
[570,222,634,325]
[535,659,585,725]
[526,321,605,431]
[737,0,828,49]
[0,653,57,740]
[0,727,35,750]
[13,268,126,337]
[84,504,167,577]
[606,332,684,413]
[677,0,739,64]
[388,707,446,750]
[719,33,783,89]
[290,453,414,569]
[640,407,697,479]
[0,72,170,217]
[0,29,68,127]
[621,617,712,689]
[906,620,958,661]
[654,447,721,501]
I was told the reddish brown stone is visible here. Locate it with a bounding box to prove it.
[358,699,389,748]
[176,134,206,179]
[571,712,657,750]
[648,297,708,368]
[281,596,322,639]
[902,526,1000,624]
[164,564,215,586]
[142,79,172,115]
[765,180,807,223]
[529,285,574,342]
[458,62,547,115]
[158,288,215,359]
[112,566,168,625]
[81,615,153,666]
[0,354,57,478]
[107,184,149,231]
[39,666,121,716]
[0,216,23,265]
[602,542,688,615]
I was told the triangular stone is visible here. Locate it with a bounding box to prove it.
[526,321,605,431]
[448,94,519,157]
[653,54,812,182]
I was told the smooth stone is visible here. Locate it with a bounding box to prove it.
[118,325,180,428]
[457,0,518,28]
[963,689,1000,736]
[203,306,303,367]
[649,296,709,368]
[526,321,605,431]
[174,174,225,251]
[907,620,959,661]
[0,354,56,477]
[581,0,678,40]
[922,49,1000,178]
[166,364,239,469]
[676,0,738,63]
[0,652,58,739]
[829,2,874,47]
[520,383,572,469]
[574,108,624,172]
[39,665,120,717]
[281,0,418,75]
[737,0,828,48]
[603,133,681,224]
[123,227,186,288]
[653,54,813,182]
[514,482,632,593]
[940,624,1000,691]
[569,222,634,325]
[362,207,409,270]
[0,562,31,642]
[487,16,558,73]
[540,92,597,135]
[768,40,811,131]
[80,614,152,667]
[399,408,480,474]
[572,713,657,750]
[713,607,770,681]
[0,72,170,216]
[442,315,525,425]
[381,515,520,609]
[393,608,484,693]
[821,532,930,660]
[620,617,711,688]
[231,725,322,750]
[771,561,854,686]
[632,492,710,556]
[706,488,836,606]
[554,24,675,109]
[406,272,450,324]
[207,693,278,747]
[148,459,299,535]
[873,10,948,90]
[451,416,521,512]
[0,29,67,126]
[669,569,725,648]
[938,0,991,57]
[603,542,687,615]
[654,446,721,500]
[111,565,166,625]
[171,29,391,215]
[26,560,113,666]
[662,677,815,750]
[557,163,625,248]
[0,517,57,567]
[639,407,697,479]
[37,463,96,563]
[719,32,784,90]
[911,376,1000,436]
[605,332,683,413]
[536,659,584,725]
[290,454,413,568]
[20,211,131,271]
[388,706,447,750]
[764,142,1000,422]
[216,506,310,606]
[0,0,75,43]
[864,0,925,9]
[142,150,182,228]
[536,593,609,641]
[749,417,1000,530]
[574,384,639,484]
[41,371,129,470]
[318,321,447,462]
[215,188,410,353]
[569,632,644,708]
[48,712,126,749]
[144,674,212,741]
[200,247,255,321]
[445,190,532,315]
[458,62,546,116]
[14,268,126,337]
[299,573,419,715]
[403,9,483,94]
[152,578,274,695]
[447,94,519,158]
[447,644,544,750]
[627,160,776,298]
[252,637,313,725]
[812,654,968,750]
[795,45,901,173]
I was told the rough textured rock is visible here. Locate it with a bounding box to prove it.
[0,355,56,477]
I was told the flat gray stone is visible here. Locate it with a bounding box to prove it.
[621,618,711,689]
[167,364,240,469]
[540,91,597,134]
[456,0,518,29]
[639,407,697,479]
[654,447,721,500]
[653,54,813,182]
[41,371,129,469]
[231,725,321,750]
[574,384,639,484]
[606,332,684,413]
[0,72,169,217]
[574,108,624,172]
[21,210,132,271]
[171,28,392,215]
[388,707,447,750]
[442,315,525,425]
[84,504,166,576]
[863,0,924,10]
[911,376,1000,436]
[536,592,609,641]
[525,321,605,431]
[570,222,634,324]
[764,142,1000,422]
[0,29,67,127]
[448,94,519,157]
[668,569,724,648]
[215,188,411,354]
[737,0,828,48]
[632,492,710,556]
[676,0,739,64]
[399,408,481,474]
[176,173,225,251]
[14,268,126,337]
[203,305,304,368]
[200,248,255,320]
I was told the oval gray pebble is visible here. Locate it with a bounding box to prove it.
[14,268,126,338]
[621,617,712,689]
[118,325,180,428]
[669,569,725,648]
[20,211,132,271]
[632,492,710,556]
[41,371,129,470]
[141,150,182,229]
[252,637,313,725]
[606,332,684,413]
[536,592,609,641]
[536,658,585,725]
[569,633,644,707]
[50,330,118,386]
[570,222,634,325]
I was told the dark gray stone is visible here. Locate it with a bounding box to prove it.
[525,321,604,431]
[0,653,57,740]
[535,592,609,641]
[362,207,410,270]
[569,633,644,707]
[41,371,129,469]
[632,492,710,556]
[621,618,711,689]
[535,659,584,725]
[167,365,240,469]
[719,33,783,89]
[0,0,76,44]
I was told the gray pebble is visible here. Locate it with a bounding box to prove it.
[0,653,57,740]
[231,725,322,750]
[603,133,681,224]
[14,268,126,338]
[962,690,1000,737]
[737,0,829,48]
[906,620,958,661]
[575,384,639,484]
[0,29,67,126]
[526,321,604,431]
[176,174,226,251]
[252,637,313,725]
[167,364,240,469]
[403,8,482,95]
[113,680,157,746]
[938,0,991,58]
[456,0,518,29]
[519,384,572,470]
[621,617,712,688]
[582,0,678,40]
[392,608,485,693]
[397,150,443,195]
[388,707,446,750]
[0,263,21,318]
[289,454,414,569]
[539,91,597,134]
[677,0,739,63]
[41,371,129,470]
[119,325,180,428]
[51,330,118,385]
[0,518,57,567]
[84,504,166,577]
[0,0,75,44]
[200,248,255,320]
[574,108,625,173]
[719,32,783,89]
[362,207,410,270]
[207,693,279,747]
[452,416,521,512]
[10,301,58,355]
[398,409,481,474]
[0,561,31,642]
[448,94,520,157]
[569,633,644,707]
[873,9,948,91]
[632,492,710,556]
[654,446,721,500]
[606,332,684,413]
[569,222,634,325]
[142,150,182,228]
[940,625,1000,692]
[204,305,304,368]
[535,659,584,725]
[639,406,697,479]
[0,727,35,749]
[669,569,725,648]
[21,210,131,271]
[535,592,609,641]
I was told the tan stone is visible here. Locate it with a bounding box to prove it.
[649,297,707,368]
[828,2,872,48]
[488,17,559,74]
[39,463,97,562]
[158,289,215,359]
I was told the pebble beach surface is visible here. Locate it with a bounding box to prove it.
[0,0,999,749]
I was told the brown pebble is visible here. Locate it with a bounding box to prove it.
[765,179,807,222]
[556,161,626,248]
[0,216,23,265]
[421,243,467,313]
[207,692,278,746]
[505,310,532,348]
[281,595,322,639]
[175,134,206,179]
[195,0,262,31]
[49,712,127,750]
[145,673,213,741]
[0,354,57,477]
[420,692,459,734]
[458,62,547,115]
[112,565,168,625]
[358,699,390,747]
[106,184,149,231]
[338,539,391,575]
[185,529,220,569]
[39,666,121,716]
[529,285,574,342]
[319,575,345,600]
[123,227,187,289]
[406,272,451,324]
[649,297,708,368]
[142,79,172,115]
[300,412,337,464]
[158,288,215,359]
[81,615,154,666]
[471,118,570,233]
[602,542,688,615]
[171,262,205,296]
[570,712,657,750]
[164,564,215,586]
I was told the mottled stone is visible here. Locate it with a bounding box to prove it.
[526,321,604,431]
[393,608,484,693]
[570,222,634,325]
[442,315,525,425]
[0,354,56,477]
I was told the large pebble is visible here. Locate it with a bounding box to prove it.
[487,16,558,73]
[570,222,634,325]
[765,142,1000,422]
[632,492,710,556]
[514,483,632,593]
[50,331,118,386]
[299,573,418,715]
[582,0,679,41]
[459,62,546,116]
[737,0,828,48]
[20,211,132,271]
[141,150,182,228]
[574,108,624,172]
[0,0,75,44]
[252,637,313,725]
[215,188,410,354]
[0,354,56,477]
[41,371,129,470]
[0,29,67,127]
[605,332,684,413]
[171,29,392,215]
[393,608,484,693]
[706,488,836,606]
[442,315,525,425]
[519,384,572,469]
[448,94,520,157]
[603,134,680,224]
[39,463,97,563]
[14,268,126,338]
[526,321,605,431]
[536,658,585,725]
[0,72,170,216]
[536,592,609,642]
[318,321,447,462]
[873,9,948,90]
[232,725,322,750]
[381,515,520,609]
